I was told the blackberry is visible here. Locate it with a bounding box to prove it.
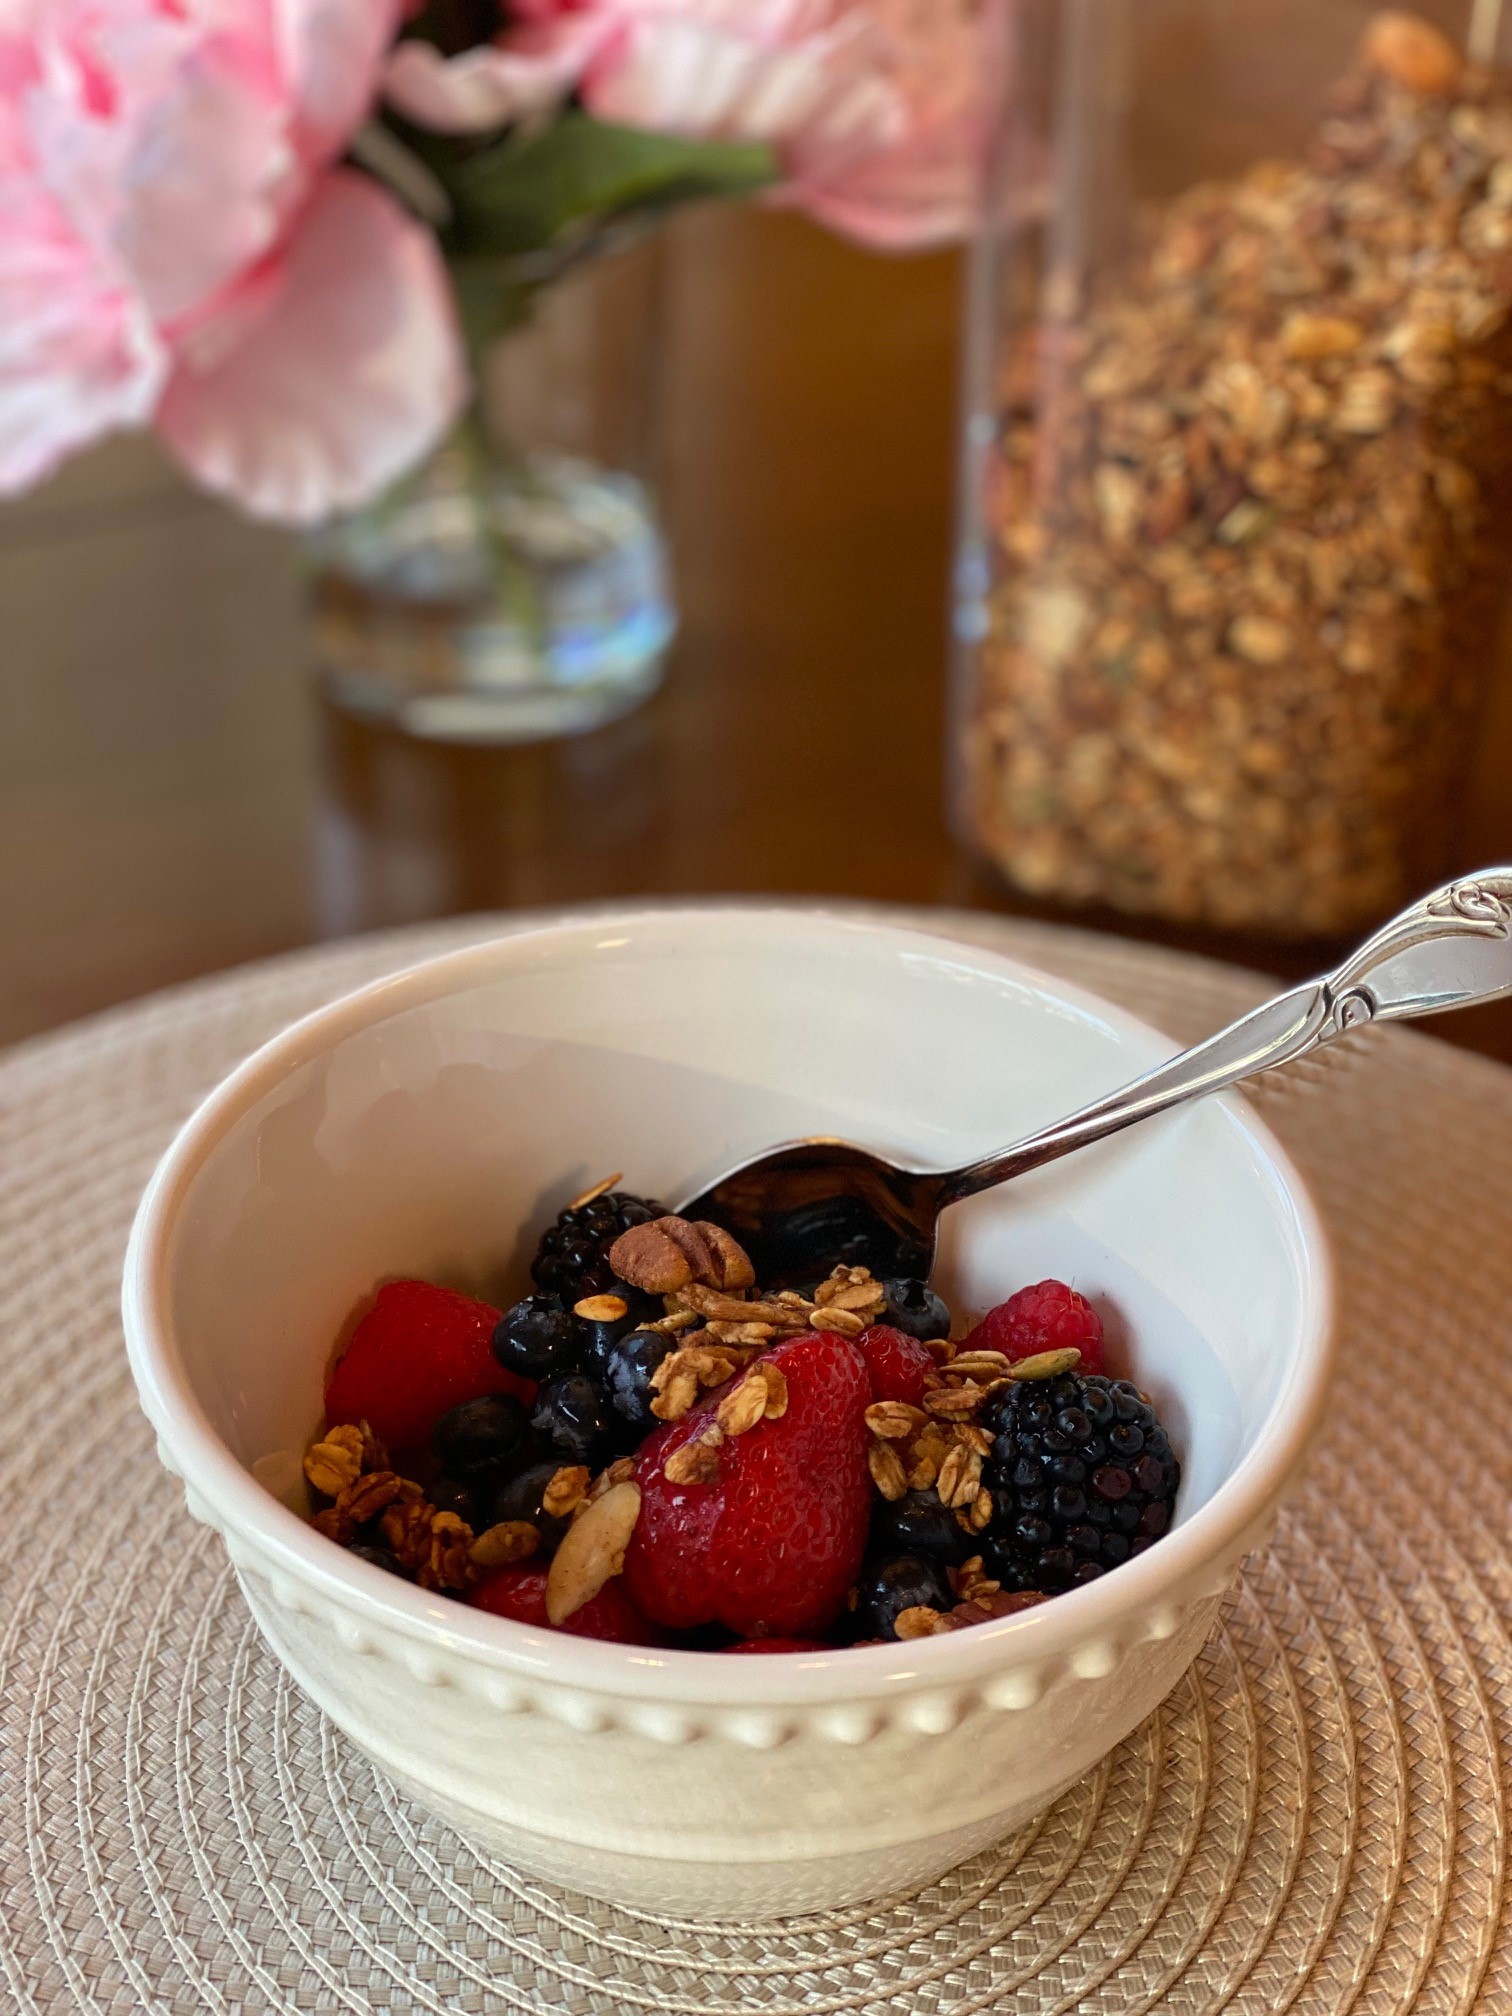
[531,1188,666,1304]
[983,1373,1179,1594]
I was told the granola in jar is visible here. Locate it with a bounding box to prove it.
[960,10,1512,935]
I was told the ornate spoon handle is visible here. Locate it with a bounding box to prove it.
[941,869,1512,1205]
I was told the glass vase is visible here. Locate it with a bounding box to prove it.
[953,0,1512,937]
[309,239,674,744]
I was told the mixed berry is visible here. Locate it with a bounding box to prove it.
[297,1178,1181,1649]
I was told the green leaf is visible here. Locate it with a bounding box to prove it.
[441,113,778,259]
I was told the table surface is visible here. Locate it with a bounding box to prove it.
[5,205,1512,1060]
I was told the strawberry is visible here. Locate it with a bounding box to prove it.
[325,1279,535,1453]
[623,1331,871,1638]
[469,1565,662,1644]
[972,1279,1105,1375]
[855,1323,934,1406]
[725,1637,830,1654]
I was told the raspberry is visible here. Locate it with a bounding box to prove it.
[624,1332,872,1638]
[855,1324,935,1407]
[973,1279,1105,1374]
[983,1372,1179,1592]
[725,1637,829,1654]
[325,1280,535,1454]
[468,1565,663,1643]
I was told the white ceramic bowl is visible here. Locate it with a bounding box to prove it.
[123,910,1333,1920]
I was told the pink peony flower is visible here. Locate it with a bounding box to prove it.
[384,0,987,250]
[1,0,468,523]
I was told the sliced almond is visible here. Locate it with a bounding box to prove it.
[565,1172,622,1210]
[544,1481,641,1625]
[574,1293,630,1324]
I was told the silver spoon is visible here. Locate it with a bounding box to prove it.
[679,868,1512,1288]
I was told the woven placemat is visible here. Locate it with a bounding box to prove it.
[2,906,1509,2016]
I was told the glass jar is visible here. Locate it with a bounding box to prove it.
[309,237,674,745]
[953,0,1512,936]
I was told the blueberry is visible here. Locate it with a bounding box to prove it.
[601,1329,675,1436]
[873,1490,971,1565]
[493,1294,582,1380]
[432,1394,527,1479]
[490,1461,570,1553]
[879,1278,952,1342]
[347,1543,407,1577]
[429,1474,481,1524]
[856,1554,953,1640]
[531,1371,616,1467]
[574,1284,654,1376]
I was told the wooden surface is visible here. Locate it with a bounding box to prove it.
[3,206,1512,1059]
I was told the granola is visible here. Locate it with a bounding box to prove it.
[963,12,1512,935]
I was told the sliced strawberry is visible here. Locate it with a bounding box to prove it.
[468,1565,662,1644]
[855,1323,934,1406]
[725,1637,830,1654]
[325,1279,535,1453]
[623,1331,871,1639]
[972,1279,1105,1374]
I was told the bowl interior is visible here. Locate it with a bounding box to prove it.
[158,913,1320,1535]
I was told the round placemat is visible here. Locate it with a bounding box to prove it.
[2,906,1509,2016]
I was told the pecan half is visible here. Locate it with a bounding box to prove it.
[609,1216,755,1295]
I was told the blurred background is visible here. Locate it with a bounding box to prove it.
[6,0,1512,1058]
